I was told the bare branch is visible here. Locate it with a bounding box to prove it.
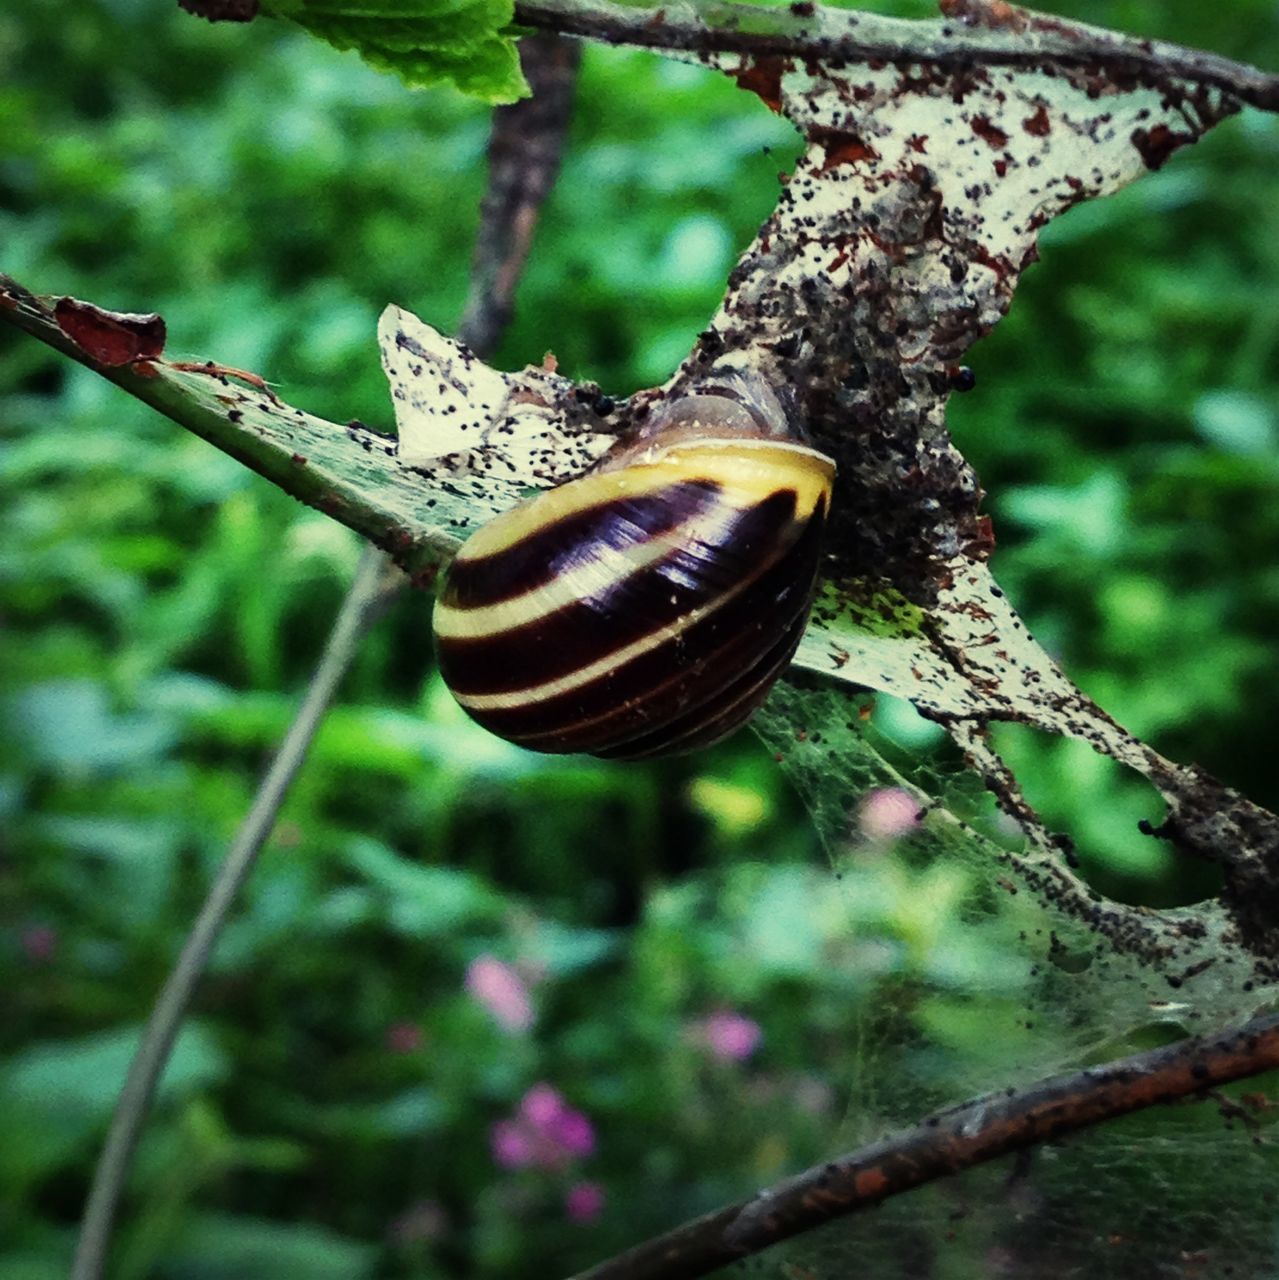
[515,0,1279,114]
[461,33,582,354]
[569,1011,1279,1280]
[0,274,456,584]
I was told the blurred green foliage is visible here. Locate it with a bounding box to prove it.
[2,0,1279,1276]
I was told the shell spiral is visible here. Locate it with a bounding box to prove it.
[433,434,835,759]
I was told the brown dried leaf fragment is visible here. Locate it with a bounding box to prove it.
[53,297,167,367]
[732,57,788,113]
[938,0,1029,31]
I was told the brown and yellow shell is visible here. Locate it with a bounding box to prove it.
[432,402,835,759]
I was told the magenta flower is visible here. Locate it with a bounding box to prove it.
[550,1106,596,1157]
[701,1010,762,1062]
[565,1181,606,1223]
[490,1119,536,1169]
[465,954,534,1033]
[520,1082,565,1129]
[490,1084,596,1170]
[857,787,921,841]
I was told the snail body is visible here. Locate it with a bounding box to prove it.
[432,390,835,759]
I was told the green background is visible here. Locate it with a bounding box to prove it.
[3,1,1279,1276]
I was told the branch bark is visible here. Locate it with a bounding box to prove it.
[514,0,1279,112]
[569,1012,1279,1280]
[0,273,456,584]
[460,33,581,354]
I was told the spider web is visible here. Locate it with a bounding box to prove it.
[743,681,1279,1279]
[707,23,1279,1267]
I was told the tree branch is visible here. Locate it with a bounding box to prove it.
[0,274,457,585]
[514,0,1279,114]
[569,1012,1279,1280]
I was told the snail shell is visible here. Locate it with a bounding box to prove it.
[432,387,835,759]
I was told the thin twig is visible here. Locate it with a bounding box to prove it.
[460,33,581,354]
[70,544,402,1280]
[67,34,581,1280]
[568,1011,1279,1280]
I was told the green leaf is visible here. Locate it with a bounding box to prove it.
[1,1024,226,1120]
[0,1025,227,1195]
[156,1212,377,1280]
[0,1249,74,1280]
[340,835,505,935]
[528,919,619,976]
[261,0,528,102]
[305,1087,454,1143]
[7,680,178,773]
[1193,389,1277,456]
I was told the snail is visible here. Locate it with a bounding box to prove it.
[432,377,835,759]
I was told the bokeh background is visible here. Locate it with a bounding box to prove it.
[3,0,1279,1276]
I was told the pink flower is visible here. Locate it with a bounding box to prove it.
[491,1119,536,1169]
[857,787,921,841]
[490,1084,597,1170]
[701,1010,762,1062]
[466,955,534,1033]
[551,1107,596,1157]
[565,1181,606,1223]
[520,1082,565,1128]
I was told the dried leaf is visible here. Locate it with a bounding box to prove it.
[53,298,167,367]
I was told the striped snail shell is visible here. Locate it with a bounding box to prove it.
[432,380,835,759]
